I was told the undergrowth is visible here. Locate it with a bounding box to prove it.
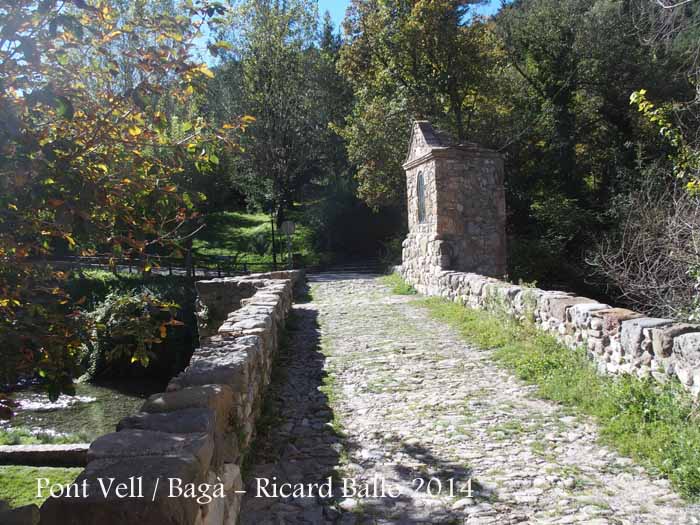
[380,273,417,295]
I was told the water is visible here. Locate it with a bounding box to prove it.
[1,380,164,442]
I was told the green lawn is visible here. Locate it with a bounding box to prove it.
[382,274,700,500]
[192,210,322,265]
[0,466,82,509]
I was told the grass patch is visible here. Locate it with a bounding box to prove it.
[417,297,700,499]
[0,466,82,509]
[0,427,89,446]
[380,273,417,295]
[192,210,323,265]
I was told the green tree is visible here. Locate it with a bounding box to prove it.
[0,0,242,402]
[222,0,321,264]
[338,0,493,209]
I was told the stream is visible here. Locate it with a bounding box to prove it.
[1,380,165,443]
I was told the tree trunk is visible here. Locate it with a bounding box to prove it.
[270,210,277,269]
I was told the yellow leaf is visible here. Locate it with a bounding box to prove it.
[65,234,76,248]
[198,65,214,79]
[122,178,132,184]
[8,204,17,210]
[128,126,142,136]
[130,356,139,363]
[104,30,122,41]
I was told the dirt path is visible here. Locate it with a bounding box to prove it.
[240,273,700,524]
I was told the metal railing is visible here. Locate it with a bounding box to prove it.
[42,254,281,279]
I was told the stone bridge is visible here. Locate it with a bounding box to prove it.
[32,122,700,524]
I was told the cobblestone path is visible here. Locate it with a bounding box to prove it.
[241,274,700,524]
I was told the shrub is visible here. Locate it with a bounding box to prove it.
[81,289,182,379]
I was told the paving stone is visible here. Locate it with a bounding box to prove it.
[237,273,700,524]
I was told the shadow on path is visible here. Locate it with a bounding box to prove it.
[240,302,343,524]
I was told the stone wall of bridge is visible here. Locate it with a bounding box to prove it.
[397,266,700,397]
[398,120,700,396]
[40,270,305,525]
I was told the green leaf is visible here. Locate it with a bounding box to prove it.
[55,96,74,120]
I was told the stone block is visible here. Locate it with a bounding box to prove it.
[673,332,700,366]
[174,348,252,392]
[651,323,700,358]
[543,296,595,323]
[569,302,610,328]
[0,443,88,467]
[222,463,242,492]
[620,318,673,358]
[201,472,226,525]
[88,430,214,477]
[676,365,694,387]
[40,456,201,525]
[591,308,643,336]
[141,385,234,438]
[117,408,215,435]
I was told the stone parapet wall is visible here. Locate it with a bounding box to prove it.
[398,266,700,396]
[40,270,305,525]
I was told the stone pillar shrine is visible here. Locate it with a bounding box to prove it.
[400,121,506,290]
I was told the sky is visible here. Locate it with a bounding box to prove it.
[196,1,504,63]
[318,0,504,29]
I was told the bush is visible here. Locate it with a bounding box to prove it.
[80,289,183,379]
[588,179,700,319]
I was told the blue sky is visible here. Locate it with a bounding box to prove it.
[318,0,503,29]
